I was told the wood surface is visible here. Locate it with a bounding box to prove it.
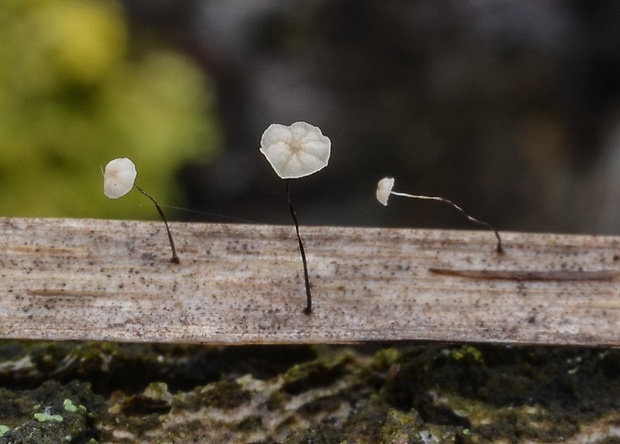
[1,217,619,346]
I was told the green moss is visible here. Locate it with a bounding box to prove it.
[284,423,344,444]
[372,348,402,370]
[127,413,162,436]
[201,380,251,410]
[450,345,484,364]
[380,407,464,443]
[2,342,620,441]
[237,415,262,432]
[298,395,343,416]
[380,408,422,440]
[0,380,104,444]
[265,390,289,411]
[282,350,352,395]
[63,399,79,413]
[118,384,173,416]
[33,412,63,423]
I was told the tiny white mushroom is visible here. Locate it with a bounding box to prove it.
[104,158,137,199]
[103,157,180,263]
[260,121,331,315]
[376,177,503,253]
[260,121,331,179]
[376,177,395,206]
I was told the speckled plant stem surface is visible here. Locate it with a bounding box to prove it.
[2,218,620,346]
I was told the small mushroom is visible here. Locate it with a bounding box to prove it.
[260,121,331,315]
[103,158,180,263]
[376,177,395,207]
[377,177,503,253]
[260,121,331,179]
[104,157,137,199]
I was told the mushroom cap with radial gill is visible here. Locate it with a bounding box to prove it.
[376,177,395,206]
[104,157,137,199]
[260,121,331,179]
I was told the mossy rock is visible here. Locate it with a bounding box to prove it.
[0,341,619,442]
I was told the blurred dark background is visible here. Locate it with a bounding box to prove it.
[129,0,620,233]
[7,0,620,234]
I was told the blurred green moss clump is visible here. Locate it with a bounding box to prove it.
[0,0,219,218]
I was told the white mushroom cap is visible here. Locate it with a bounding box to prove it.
[376,177,395,206]
[260,121,331,179]
[104,157,137,199]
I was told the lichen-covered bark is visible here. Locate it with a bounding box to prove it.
[0,341,619,443]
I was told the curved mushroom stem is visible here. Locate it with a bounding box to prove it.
[134,185,180,264]
[391,191,503,253]
[286,179,312,315]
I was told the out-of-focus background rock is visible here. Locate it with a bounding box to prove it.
[4,0,620,233]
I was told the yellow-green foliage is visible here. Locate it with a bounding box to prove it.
[0,0,219,218]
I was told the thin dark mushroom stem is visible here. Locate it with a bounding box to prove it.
[391,191,503,253]
[134,185,180,264]
[286,179,312,315]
